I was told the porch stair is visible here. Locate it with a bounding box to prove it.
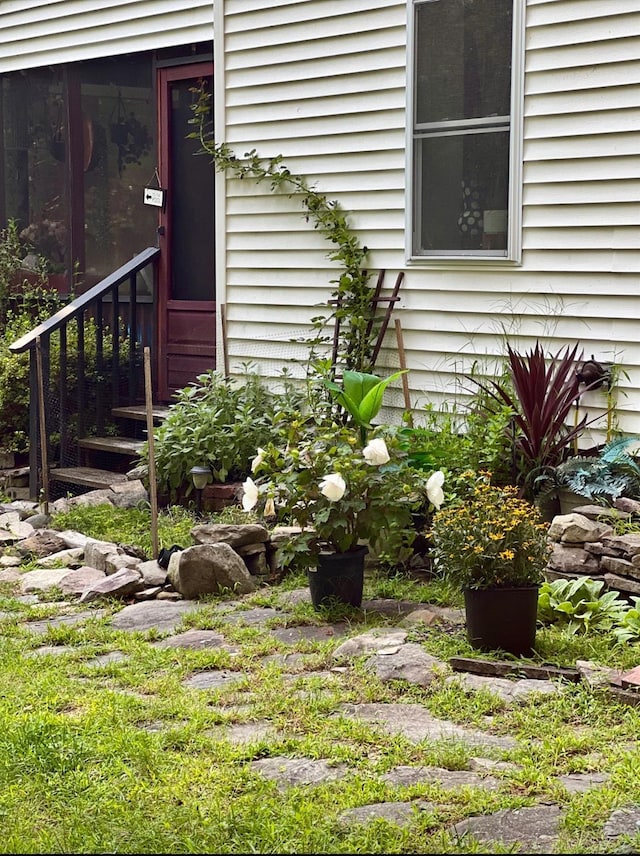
[50,404,171,497]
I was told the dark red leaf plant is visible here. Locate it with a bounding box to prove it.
[473,341,603,497]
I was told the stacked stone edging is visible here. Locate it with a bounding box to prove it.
[545,498,640,598]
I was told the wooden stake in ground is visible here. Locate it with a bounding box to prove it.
[35,336,49,514]
[144,347,159,560]
[220,303,230,378]
[394,318,413,426]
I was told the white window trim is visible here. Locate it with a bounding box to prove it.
[405,0,525,266]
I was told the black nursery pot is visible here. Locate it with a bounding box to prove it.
[307,546,368,610]
[463,586,540,657]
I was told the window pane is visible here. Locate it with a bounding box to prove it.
[1,68,70,276]
[416,0,512,124]
[79,55,156,287]
[417,130,509,252]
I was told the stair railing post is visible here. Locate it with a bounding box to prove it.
[28,348,41,501]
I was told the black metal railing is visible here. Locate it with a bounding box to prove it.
[9,247,160,499]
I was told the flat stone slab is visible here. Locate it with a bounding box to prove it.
[270,624,349,645]
[20,567,72,593]
[557,771,610,793]
[274,588,311,608]
[340,703,517,750]
[382,765,500,791]
[217,607,280,626]
[259,652,310,670]
[447,672,563,703]
[25,609,106,635]
[603,806,640,840]
[109,600,205,633]
[251,756,348,790]
[450,805,564,853]
[339,801,435,828]
[206,720,280,745]
[332,629,409,659]
[360,598,430,618]
[28,645,76,657]
[182,670,244,691]
[366,643,445,689]
[152,629,232,650]
[85,651,129,667]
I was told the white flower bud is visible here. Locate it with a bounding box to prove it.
[362,438,390,466]
[241,476,259,511]
[319,473,346,502]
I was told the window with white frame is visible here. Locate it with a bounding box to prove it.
[410,0,520,259]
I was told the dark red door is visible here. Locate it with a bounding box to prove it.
[157,63,215,401]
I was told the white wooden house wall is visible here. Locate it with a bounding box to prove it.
[217,0,640,439]
[0,0,213,70]
[1,0,638,437]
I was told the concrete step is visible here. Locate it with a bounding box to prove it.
[51,467,129,489]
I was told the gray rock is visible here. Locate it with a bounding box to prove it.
[85,651,129,667]
[68,489,117,508]
[340,703,517,750]
[450,804,563,852]
[219,607,279,626]
[446,672,563,703]
[557,771,610,793]
[602,555,640,578]
[360,598,429,618]
[84,540,120,572]
[109,479,148,508]
[576,659,624,688]
[104,553,141,575]
[400,606,466,627]
[35,547,84,568]
[133,587,163,601]
[547,543,601,574]
[383,765,500,791]
[271,624,349,645]
[367,643,445,688]
[615,497,640,515]
[28,645,76,657]
[16,530,67,558]
[25,513,50,529]
[109,599,204,633]
[0,511,34,539]
[250,756,347,790]
[548,514,613,544]
[79,567,144,603]
[20,567,72,593]
[0,556,22,567]
[153,629,229,650]
[604,807,640,839]
[137,560,167,587]
[604,533,640,557]
[191,523,269,548]
[54,530,91,550]
[605,573,640,596]
[182,671,244,690]
[219,721,278,745]
[339,801,434,827]
[0,567,21,582]
[167,543,257,598]
[58,566,106,596]
[25,609,106,635]
[332,628,408,659]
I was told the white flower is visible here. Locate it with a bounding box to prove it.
[241,477,259,511]
[362,438,390,466]
[319,473,346,502]
[264,497,276,517]
[251,448,265,473]
[426,470,445,510]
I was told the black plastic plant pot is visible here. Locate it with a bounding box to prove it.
[463,586,540,657]
[307,545,368,610]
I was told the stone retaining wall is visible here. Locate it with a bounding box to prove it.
[545,498,640,598]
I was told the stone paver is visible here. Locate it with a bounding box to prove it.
[603,806,640,840]
[25,609,106,635]
[183,670,245,691]
[217,607,280,626]
[206,720,280,745]
[341,703,517,750]
[338,800,435,827]
[447,672,563,703]
[557,771,610,793]
[152,629,234,650]
[109,600,205,633]
[450,805,564,853]
[270,623,349,645]
[382,765,500,791]
[85,651,129,667]
[251,756,347,790]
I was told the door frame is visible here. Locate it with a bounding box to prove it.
[156,61,215,401]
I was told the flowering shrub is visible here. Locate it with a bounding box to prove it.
[431,473,549,589]
[242,419,444,569]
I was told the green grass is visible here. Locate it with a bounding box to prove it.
[0,505,638,853]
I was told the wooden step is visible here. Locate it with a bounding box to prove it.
[51,467,129,489]
[78,437,145,456]
[112,405,171,422]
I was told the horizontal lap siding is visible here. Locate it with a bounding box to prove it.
[222,0,408,383]
[0,0,213,70]
[221,0,640,434]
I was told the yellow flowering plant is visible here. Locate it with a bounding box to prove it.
[431,473,550,590]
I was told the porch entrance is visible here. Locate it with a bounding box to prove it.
[156,62,216,402]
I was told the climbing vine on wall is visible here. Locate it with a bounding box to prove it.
[188,83,380,374]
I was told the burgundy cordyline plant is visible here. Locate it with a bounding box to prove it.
[474,342,603,496]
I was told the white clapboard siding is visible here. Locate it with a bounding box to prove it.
[220,2,640,432]
[0,0,213,71]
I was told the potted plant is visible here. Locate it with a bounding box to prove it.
[243,418,443,609]
[431,473,550,656]
[241,368,444,609]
